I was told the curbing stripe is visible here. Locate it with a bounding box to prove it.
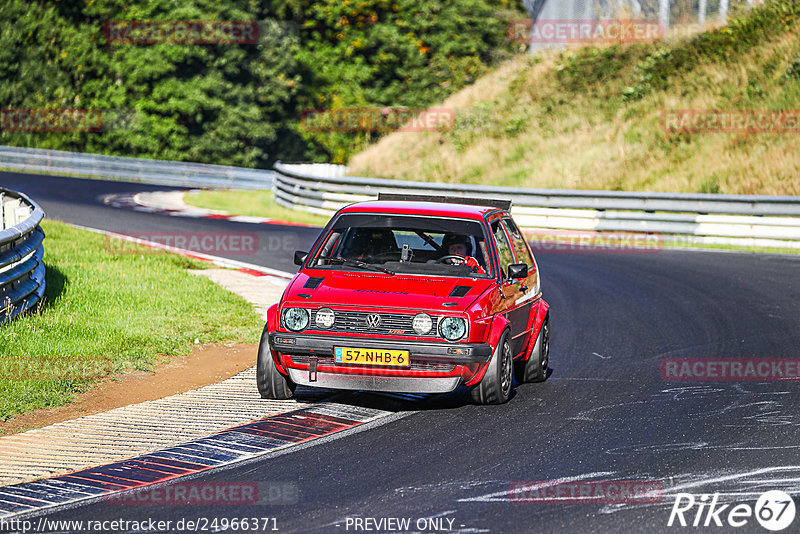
[0,402,391,518]
[20,481,101,497]
[67,223,294,280]
[0,367,325,487]
[102,191,317,228]
[0,492,51,506]
[0,487,64,504]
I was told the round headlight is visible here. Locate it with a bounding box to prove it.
[315,308,335,329]
[439,317,467,341]
[282,308,309,332]
[412,313,433,335]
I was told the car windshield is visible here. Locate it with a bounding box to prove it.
[310,214,493,278]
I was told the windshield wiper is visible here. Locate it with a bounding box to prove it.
[328,257,395,276]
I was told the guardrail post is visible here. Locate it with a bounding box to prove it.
[719,0,729,23]
[659,0,670,31]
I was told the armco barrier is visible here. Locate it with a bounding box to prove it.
[0,145,273,190]
[273,162,800,250]
[0,189,46,324]
[2,145,798,250]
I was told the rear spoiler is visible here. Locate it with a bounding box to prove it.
[376,193,512,211]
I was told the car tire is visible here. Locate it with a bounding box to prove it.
[516,316,550,383]
[471,331,513,405]
[256,326,296,399]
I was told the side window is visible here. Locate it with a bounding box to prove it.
[503,218,534,267]
[491,220,515,279]
[312,230,343,265]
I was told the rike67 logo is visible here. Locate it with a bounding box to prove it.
[668,491,796,531]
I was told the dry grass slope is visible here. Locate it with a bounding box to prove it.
[350,1,800,195]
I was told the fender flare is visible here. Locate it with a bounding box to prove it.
[464,315,510,387]
[264,303,290,375]
[520,298,550,363]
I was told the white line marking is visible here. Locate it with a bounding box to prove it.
[458,471,617,502]
[228,215,272,224]
[598,466,800,515]
[664,466,800,495]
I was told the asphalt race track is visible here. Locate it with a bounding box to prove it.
[0,171,320,274]
[3,172,800,533]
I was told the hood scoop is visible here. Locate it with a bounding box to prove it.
[303,277,325,289]
[448,285,472,298]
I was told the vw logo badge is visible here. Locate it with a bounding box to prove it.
[365,313,382,329]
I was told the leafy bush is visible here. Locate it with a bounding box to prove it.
[0,0,522,165]
[787,54,800,79]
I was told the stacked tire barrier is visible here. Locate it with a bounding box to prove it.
[273,162,800,250]
[0,189,45,324]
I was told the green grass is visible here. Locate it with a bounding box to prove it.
[525,231,800,255]
[0,221,263,422]
[658,238,800,255]
[184,189,328,226]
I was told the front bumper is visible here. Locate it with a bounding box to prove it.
[268,333,493,393]
[268,333,492,363]
[286,369,462,393]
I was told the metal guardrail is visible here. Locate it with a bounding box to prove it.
[0,189,46,324]
[273,162,800,249]
[0,145,274,190]
[2,144,797,250]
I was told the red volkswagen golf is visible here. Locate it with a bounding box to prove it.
[257,194,550,404]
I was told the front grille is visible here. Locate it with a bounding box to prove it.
[291,355,455,372]
[308,310,441,338]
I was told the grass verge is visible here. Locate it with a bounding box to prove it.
[184,189,328,226]
[0,220,262,422]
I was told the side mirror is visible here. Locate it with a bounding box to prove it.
[508,263,528,279]
[294,250,308,266]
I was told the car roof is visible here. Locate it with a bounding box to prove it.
[338,200,504,220]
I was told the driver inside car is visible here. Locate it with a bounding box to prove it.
[343,228,397,261]
[441,233,486,274]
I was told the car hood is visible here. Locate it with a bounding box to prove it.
[284,270,494,312]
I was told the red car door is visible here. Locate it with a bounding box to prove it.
[489,216,531,358]
[502,216,539,353]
